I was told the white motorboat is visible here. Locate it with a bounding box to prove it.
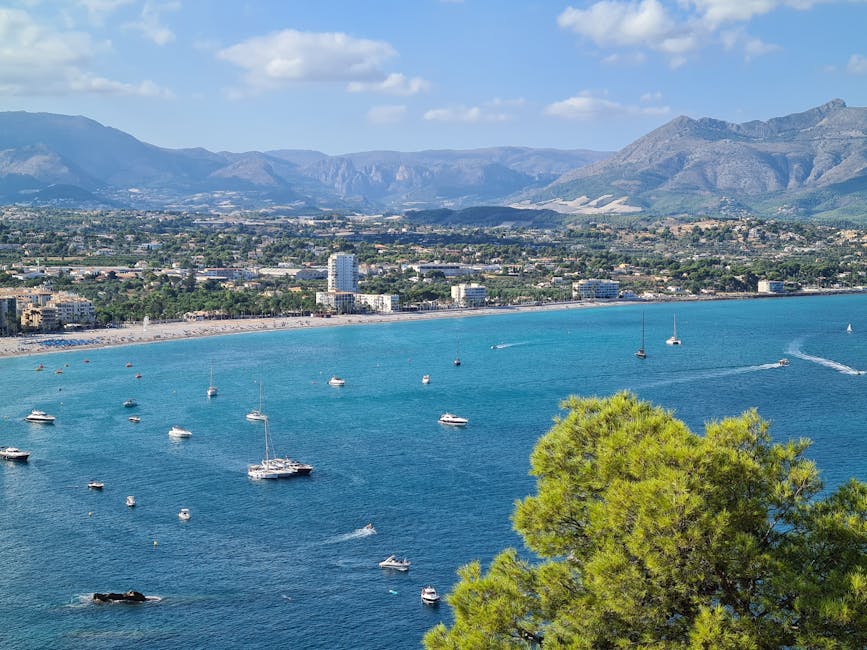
[247,416,313,480]
[128,416,141,423]
[88,480,105,489]
[422,374,431,384]
[439,412,469,426]
[378,555,410,571]
[328,376,345,387]
[665,314,682,345]
[25,409,55,424]
[0,447,30,461]
[778,358,790,367]
[125,495,136,507]
[421,585,440,605]
[246,382,267,421]
[178,508,191,521]
[207,367,218,398]
[168,425,192,438]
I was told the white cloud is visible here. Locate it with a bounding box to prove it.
[847,53,867,75]
[218,29,400,94]
[79,0,134,22]
[0,8,171,97]
[423,105,512,123]
[601,51,648,65]
[367,104,407,124]
[544,91,669,120]
[124,1,179,46]
[347,73,430,95]
[557,0,802,63]
[640,90,663,103]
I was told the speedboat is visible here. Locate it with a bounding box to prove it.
[123,399,137,408]
[421,585,440,605]
[0,447,30,461]
[422,374,431,384]
[25,409,55,424]
[328,376,345,387]
[168,425,192,438]
[453,358,461,366]
[246,410,267,422]
[378,555,410,571]
[128,416,141,423]
[778,358,789,367]
[125,362,133,368]
[88,480,105,490]
[439,412,469,426]
[178,508,191,521]
[125,495,136,507]
[134,373,142,379]
[363,523,376,533]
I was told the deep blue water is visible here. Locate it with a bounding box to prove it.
[1,295,865,648]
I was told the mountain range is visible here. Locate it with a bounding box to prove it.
[3,100,867,221]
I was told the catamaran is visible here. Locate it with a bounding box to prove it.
[666,314,682,345]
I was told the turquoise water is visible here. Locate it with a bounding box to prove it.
[1,295,865,648]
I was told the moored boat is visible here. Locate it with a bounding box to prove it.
[125,495,136,507]
[25,409,55,424]
[87,480,105,489]
[178,508,191,521]
[421,585,440,604]
[328,376,345,387]
[123,399,137,408]
[128,416,141,423]
[247,416,313,480]
[438,412,468,426]
[378,555,410,571]
[422,374,431,384]
[0,447,30,461]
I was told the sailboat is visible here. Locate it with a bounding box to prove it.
[635,314,647,359]
[246,382,267,421]
[453,341,461,366]
[847,323,853,333]
[247,416,313,480]
[666,315,682,345]
[207,367,218,398]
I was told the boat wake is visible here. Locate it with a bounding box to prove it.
[785,341,864,375]
[638,362,784,390]
[490,342,525,349]
[323,525,377,544]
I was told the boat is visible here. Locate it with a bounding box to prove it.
[125,495,136,507]
[178,508,191,521]
[778,358,790,367]
[168,425,192,438]
[328,376,345,387]
[35,363,43,372]
[422,374,431,384]
[134,373,142,379]
[25,409,55,424]
[378,555,410,571]
[125,362,133,368]
[123,399,137,408]
[128,416,141,423]
[439,412,469,426]
[421,585,440,605]
[88,480,105,490]
[247,416,313,480]
[55,369,63,374]
[207,367,218,398]
[635,313,647,359]
[246,382,267,421]
[0,447,30,461]
[847,323,853,333]
[453,341,461,366]
[665,315,681,345]
[363,523,376,533]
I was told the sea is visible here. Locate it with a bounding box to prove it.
[1,294,865,649]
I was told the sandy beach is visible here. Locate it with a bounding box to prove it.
[0,301,625,360]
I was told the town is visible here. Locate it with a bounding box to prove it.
[0,206,864,334]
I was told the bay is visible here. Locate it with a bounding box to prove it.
[1,294,865,648]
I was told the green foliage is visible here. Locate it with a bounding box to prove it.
[425,392,867,649]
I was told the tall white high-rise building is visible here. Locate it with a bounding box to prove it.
[327,253,359,292]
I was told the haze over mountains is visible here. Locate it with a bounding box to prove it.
[3,100,867,221]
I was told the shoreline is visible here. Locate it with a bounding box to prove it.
[0,290,861,360]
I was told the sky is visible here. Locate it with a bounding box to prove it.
[2,0,867,155]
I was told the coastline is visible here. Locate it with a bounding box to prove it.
[0,289,860,360]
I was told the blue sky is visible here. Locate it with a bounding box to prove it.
[2,1,867,154]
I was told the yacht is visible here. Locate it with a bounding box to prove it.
[125,495,136,507]
[420,586,440,605]
[25,409,55,424]
[88,480,105,490]
[0,447,30,461]
[378,555,411,571]
[207,367,218,398]
[328,376,345,387]
[439,412,469,426]
[178,508,191,521]
[422,374,431,384]
[247,417,313,480]
[168,425,192,438]
[246,382,267,421]
[123,399,137,408]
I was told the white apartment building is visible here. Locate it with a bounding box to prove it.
[356,293,400,313]
[758,280,785,294]
[315,291,356,314]
[573,279,620,300]
[451,283,486,307]
[49,292,96,324]
[328,253,359,292]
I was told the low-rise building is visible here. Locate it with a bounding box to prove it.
[315,291,356,313]
[573,278,620,300]
[356,293,400,313]
[758,280,785,294]
[21,304,58,331]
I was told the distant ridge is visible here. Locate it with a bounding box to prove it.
[525,99,867,221]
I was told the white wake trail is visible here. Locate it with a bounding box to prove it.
[786,340,864,375]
